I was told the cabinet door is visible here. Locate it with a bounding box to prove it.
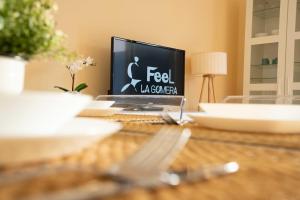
[244,0,288,96]
[286,0,300,97]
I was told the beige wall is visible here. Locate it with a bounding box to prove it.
[25,0,246,110]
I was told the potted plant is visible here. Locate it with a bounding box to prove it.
[0,0,66,94]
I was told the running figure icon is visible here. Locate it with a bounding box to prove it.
[121,56,141,93]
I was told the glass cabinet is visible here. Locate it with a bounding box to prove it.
[286,0,300,96]
[294,40,300,83]
[244,0,300,97]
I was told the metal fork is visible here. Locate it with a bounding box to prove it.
[105,126,191,184]
[4,127,190,200]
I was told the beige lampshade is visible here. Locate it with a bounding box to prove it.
[191,52,227,76]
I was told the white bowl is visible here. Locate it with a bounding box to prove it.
[0,118,122,164]
[0,91,92,136]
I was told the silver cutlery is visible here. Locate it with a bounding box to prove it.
[161,161,239,185]
[24,161,239,200]
[161,112,189,125]
[160,98,189,126]
[0,126,239,200]
[20,127,190,200]
[21,127,239,200]
[0,127,191,186]
[0,127,190,185]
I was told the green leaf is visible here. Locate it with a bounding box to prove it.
[75,83,88,92]
[54,86,69,92]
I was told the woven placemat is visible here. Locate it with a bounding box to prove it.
[102,114,166,124]
[102,114,300,151]
[0,132,299,200]
[0,115,300,200]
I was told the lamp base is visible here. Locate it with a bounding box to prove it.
[199,74,216,104]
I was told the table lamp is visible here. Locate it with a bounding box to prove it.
[191,52,227,103]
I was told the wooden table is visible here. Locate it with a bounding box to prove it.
[0,114,300,200]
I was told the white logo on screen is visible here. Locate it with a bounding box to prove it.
[120,56,178,95]
[121,56,141,93]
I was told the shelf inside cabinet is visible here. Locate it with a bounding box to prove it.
[250,63,277,84]
[250,90,277,95]
[248,83,277,91]
[251,64,277,68]
[251,64,277,71]
[250,77,277,80]
[248,89,277,103]
[251,77,277,80]
[250,78,277,84]
[253,7,280,18]
[251,35,279,45]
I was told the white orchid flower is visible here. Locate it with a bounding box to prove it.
[68,60,82,74]
[56,56,96,92]
[84,57,94,66]
[67,57,95,75]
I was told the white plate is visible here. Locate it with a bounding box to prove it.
[0,118,122,164]
[189,103,300,134]
[0,91,92,135]
[79,107,123,117]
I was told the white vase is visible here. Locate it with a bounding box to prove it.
[0,56,27,94]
